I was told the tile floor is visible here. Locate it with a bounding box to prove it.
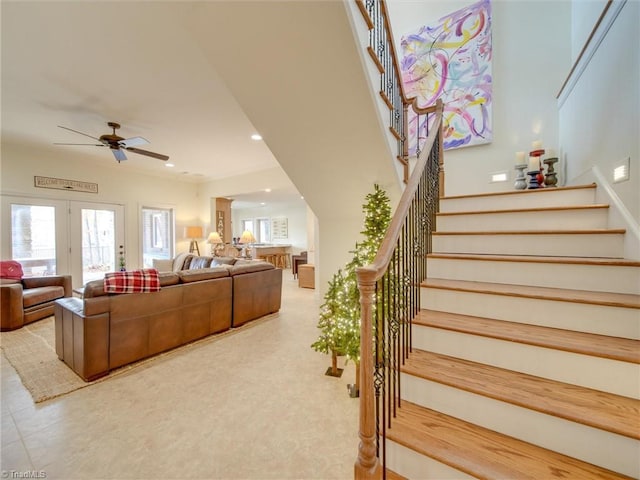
[1,271,359,480]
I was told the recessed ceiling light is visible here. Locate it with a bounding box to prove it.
[165,163,175,168]
[251,134,262,141]
[260,202,266,206]
[265,188,271,192]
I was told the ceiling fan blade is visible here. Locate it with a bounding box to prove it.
[112,148,127,162]
[119,136,149,148]
[57,125,101,141]
[54,143,105,146]
[126,147,169,161]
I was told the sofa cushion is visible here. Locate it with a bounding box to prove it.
[178,267,230,283]
[23,286,65,308]
[211,257,237,266]
[1,261,23,280]
[84,279,108,298]
[229,261,275,276]
[159,272,180,286]
[185,256,213,270]
[104,269,161,294]
[173,252,193,271]
[152,258,174,272]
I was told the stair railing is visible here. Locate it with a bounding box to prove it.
[355,0,444,186]
[353,1,445,478]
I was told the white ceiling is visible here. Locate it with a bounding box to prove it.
[0,1,293,194]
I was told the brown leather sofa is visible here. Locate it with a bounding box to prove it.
[1,275,72,331]
[54,259,282,381]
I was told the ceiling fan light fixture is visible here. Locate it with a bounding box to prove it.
[55,122,168,163]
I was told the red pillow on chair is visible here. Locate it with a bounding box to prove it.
[0,261,24,280]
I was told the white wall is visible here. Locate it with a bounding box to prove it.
[571,0,609,62]
[0,141,205,269]
[386,0,572,196]
[231,201,308,255]
[558,0,639,256]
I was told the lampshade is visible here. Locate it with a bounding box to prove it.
[207,232,223,244]
[185,226,203,239]
[239,230,256,244]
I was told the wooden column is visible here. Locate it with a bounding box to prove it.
[214,198,233,243]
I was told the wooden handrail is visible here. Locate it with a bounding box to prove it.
[367,100,442,278]
[354,99,443,480]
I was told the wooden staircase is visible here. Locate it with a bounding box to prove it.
[385,184,640,479]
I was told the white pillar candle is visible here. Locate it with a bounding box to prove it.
[529,156,539,172]
[532,140,543,150]
[516,151,525,163]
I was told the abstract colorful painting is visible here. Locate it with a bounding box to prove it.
[401,0,492,151]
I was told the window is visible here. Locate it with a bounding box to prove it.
[10,204,57,276]
[241,219,253,235]
[141,207,174,268]
[256,218,270,243]
[240,218,270,243]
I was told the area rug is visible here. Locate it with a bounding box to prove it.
[0,314,276,404]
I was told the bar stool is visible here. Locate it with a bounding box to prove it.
[291,251,307,278]
[274,253,290,269]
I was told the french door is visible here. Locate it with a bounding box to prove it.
[1,196,124,289]
[69,202,125,287]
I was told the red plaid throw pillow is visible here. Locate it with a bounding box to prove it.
[104,268,160,294]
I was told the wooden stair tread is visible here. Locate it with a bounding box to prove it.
[433,228,626,235]
[384,469,407,480]
[423,278,640,309]
[403,349,640,439]
[437,203,609,217]
[427,253,640,267]
[442,183,596,201]
[387,401,634,480]
[416,310,640,364]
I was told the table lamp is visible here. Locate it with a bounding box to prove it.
[239,230,256,259]
[207,231,224,256]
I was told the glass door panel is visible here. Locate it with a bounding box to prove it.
[81,208,116,284]
[70,202,124,287]
[10,204,57,276]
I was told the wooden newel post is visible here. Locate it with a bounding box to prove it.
[354,267,381,480]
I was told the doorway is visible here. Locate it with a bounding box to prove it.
[1,196,124,288]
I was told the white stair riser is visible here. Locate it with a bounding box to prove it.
[432,233,624,257]
[439,188,596,213]
[427,258,640,294]
[421,287,640,339]
[401,374,640,478]
[436,208,608,232]
[412,325,640,398]
[386,440,474,480]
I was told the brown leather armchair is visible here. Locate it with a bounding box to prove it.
[291,251,308,278]
[1,275,72,331]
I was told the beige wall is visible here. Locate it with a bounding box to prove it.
[0,141,205,270]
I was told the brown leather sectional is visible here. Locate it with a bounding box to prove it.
[54,258,282,381]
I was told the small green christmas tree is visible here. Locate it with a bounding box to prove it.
[311,184,392,376]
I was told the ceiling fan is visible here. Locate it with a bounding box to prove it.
[55,121,169,163]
